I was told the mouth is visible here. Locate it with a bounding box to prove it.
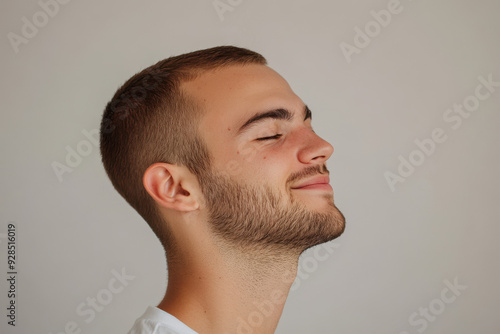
[291,176,332,191]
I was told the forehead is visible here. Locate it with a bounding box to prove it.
[180,64,304,145]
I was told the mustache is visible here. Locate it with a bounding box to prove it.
[287,164,329,185]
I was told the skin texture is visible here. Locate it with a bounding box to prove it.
[143,64,345,333]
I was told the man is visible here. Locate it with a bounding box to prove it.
[100,46,345,334]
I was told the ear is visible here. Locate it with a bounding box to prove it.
[143,163,200,212]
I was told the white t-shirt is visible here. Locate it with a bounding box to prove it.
[128,306,198,334]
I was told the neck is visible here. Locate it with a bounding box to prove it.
[158,239,301,334]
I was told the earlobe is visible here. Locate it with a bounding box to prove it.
[143,163,199,212]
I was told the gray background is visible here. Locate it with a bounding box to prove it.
[1,0,499,333]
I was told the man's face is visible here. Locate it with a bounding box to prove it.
[182,64,345,252]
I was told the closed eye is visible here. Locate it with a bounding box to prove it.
[256,134,283,141]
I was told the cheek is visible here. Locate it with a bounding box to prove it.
[232,140,294,181]
[255,152,291,182]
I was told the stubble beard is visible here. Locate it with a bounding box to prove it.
[198,168,345,254]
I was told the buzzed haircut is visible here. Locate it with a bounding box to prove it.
[99,46,267,253]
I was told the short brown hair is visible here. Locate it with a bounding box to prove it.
[99,46,267,251]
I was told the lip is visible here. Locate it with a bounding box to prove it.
[291,176,332,190]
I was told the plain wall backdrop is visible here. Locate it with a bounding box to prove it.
[1,0,499,333]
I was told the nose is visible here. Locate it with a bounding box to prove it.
[297,128,334,165]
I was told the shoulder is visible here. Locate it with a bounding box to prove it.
[127,306,198,334]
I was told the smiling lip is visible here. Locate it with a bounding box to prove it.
[291,176,332,190]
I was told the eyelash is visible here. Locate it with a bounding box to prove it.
[256,134,283,141]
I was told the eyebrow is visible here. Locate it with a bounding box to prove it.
[236,105,312,136]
